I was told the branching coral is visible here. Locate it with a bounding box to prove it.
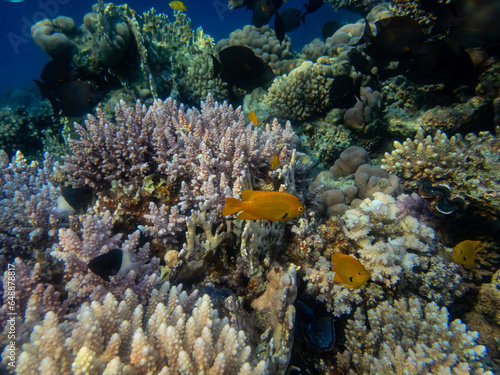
[62,94,295,225]
[337,297,491,374]
[8,284,267,374]
[0,151,60,258]
[50,211,160,304]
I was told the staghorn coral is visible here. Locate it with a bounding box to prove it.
[0,150,60,259]
[62,94,295,224]
[337,297,492,374]
[8,284,267,374]
[382,128,500,217]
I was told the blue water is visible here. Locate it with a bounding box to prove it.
[0,0,357,92]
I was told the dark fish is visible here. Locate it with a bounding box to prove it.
[61,186,93,211]
[212,46,275,89]
[228,0,253,9]
[329,75,360,109]
[274,11,286,43]
[431,0,500,48]
[88,249,138,282]
[358,16,428,61]
[40,60,78,88]
[252,0,283,27]
[397,39,475,85]
[302,0,323,18]
[35,60,101,116]
[36,80,101,116]
[278,8,303,31]
[322,21,346,40]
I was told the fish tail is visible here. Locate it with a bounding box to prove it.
[357,18,374,45]
[300,13,306,26]
[222,198,242,216]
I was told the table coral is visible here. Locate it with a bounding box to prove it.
[382,128,500,217]
[337,297,492,374]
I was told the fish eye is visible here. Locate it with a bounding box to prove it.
[299,207,304,211]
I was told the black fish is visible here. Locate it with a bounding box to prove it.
[329,75,360,109]
[228,0,253,10]
[322,21,346,40]
[274,11,286,43]
[252,0,283,27]
[358,16,428,62]
[88,249,137,282]
[35,60,101,116]
[40,60,78,88]
[61,186,93,211]
[397,39,475,85]
[431,0,500,48]
[302,0,323,19]
[279,8,303,31]
[212,46,275,89]
[36,80,101,116]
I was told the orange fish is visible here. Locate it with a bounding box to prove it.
[222,190,305,221]
[453,240,482,266]
[270,154,279,170]
[331,253,370,289]
[248,111,258,126]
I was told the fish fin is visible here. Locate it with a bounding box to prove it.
[222,197,242,216]
[240,190,255,201]
[236,211,261,220]
[211,55,222,78]
[333,272,344,284]
[300,12,306,26]
[34,80,49,100]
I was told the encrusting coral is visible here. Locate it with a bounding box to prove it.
[10,283,267,375]
[337,297,492,374]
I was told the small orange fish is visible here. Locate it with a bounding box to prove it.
[453,240,482,266]
[222,190,305,221]
[331,253,370,289]
[248,111,258,126]
[270,154,279,170]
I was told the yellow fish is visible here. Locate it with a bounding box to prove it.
[222,190,305,221]
[270,154,279,170]
[331,253,370,289]
[453,240,482,266]
[169,1,187,11]
[248,111,258,126]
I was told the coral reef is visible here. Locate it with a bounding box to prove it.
[382,128,500,217]
[309,146,401,218]
[337,297,491,374]
[10,284,267,374]
[466,269,500,366]
[264,58,333,121]
[215,25,294,75]
[0,151,60,260]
